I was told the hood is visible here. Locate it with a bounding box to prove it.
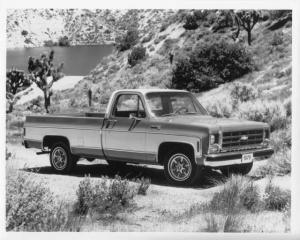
[157,115,268,132]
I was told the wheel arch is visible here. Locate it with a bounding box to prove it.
[157,141,196,165]
[42,135,71,152]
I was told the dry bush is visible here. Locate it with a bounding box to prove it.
[204,96,233,118]
[264,178,291,211]
[253,148,291,178]
[6,170,80,231]
[236,99,288,131]
[135,177,151,195]
[230,82,258,105]
[74,175,136,216]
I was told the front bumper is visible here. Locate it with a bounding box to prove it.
[196,147,274,168]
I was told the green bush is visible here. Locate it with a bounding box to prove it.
[128,46,146,67]
[6,171,77,231]
[193,10,208,21]
[183,14,199,30]
[172,40,253,92]
[236,100,288,131]
[264,180,291,211]
[116,28,139,51]
[44,40,57,47]
[21,30,28,36]
[58,36,70,47]
[74,175,136,216]
[230,83,258,104]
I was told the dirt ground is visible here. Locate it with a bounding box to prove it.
[6,143,291,232]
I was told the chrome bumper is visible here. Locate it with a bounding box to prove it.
[197,147,274,168]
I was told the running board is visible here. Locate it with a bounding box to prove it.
[36,151,50,155]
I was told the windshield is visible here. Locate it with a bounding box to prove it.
[145,92,208,117]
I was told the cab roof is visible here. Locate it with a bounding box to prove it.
[112,88,188,95]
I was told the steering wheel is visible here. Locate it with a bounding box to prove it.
[174,107,189,114]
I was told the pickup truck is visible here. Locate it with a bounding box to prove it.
[23,89,274,185]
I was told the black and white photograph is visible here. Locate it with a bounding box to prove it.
[1,0,300,236]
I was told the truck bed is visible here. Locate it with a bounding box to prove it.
[24,112,106,157]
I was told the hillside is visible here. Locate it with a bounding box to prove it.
[48,10,291,114]
[7,9,174,48]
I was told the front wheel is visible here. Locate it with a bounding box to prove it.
[50,142,76,173]
[164,151,200,186]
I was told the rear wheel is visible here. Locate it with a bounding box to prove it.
[163,150,201,186]
[50,142,77,173]
[221,162,253,177]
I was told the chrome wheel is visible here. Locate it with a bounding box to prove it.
[167,153,192,182]
[52,147,67,170]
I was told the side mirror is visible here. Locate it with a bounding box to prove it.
[129,113,141,121]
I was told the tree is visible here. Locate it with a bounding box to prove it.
[183,14,198,30]
[235,10,260,45]
[6,68,31,113]
[27,50,64,113]
[127,46,146,67]
[116,27,139,51]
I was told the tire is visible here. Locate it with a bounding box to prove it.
[163,150,200,186]
[50,142,76,173]
[107,160,127,168]
[221,162,253,177]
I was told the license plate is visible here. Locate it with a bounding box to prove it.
[242,153,253,163]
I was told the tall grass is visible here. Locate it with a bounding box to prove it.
[6,169,82,231]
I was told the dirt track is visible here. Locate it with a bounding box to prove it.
[6,143,291,231]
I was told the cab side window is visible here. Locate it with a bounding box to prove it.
[112,94,146,118]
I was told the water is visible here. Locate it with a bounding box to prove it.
[6,45,114,75]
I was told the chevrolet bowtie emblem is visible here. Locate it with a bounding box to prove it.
[240,135,248,141]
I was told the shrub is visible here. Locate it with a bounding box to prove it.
[240,181,262,212]
[74,175,136,216]
[172,40,253,92]
[135,177,151,195]
[230,83,258,104]
[141,33,153,43]
[58,36,70,47]
[6,147,12,160]
[269,10,291,20]
[264,180,291,211]
[21,30,28,36]
[160,22,169,32]
[116,28,139,51]
[253,148,291,178]
[183,14,199,30]
[270,31,284,46]
[128,46,146,67]
[209,175,247,215]
[44,40,57,47]
[236,100,288,131]
[6,171,77,231]
[204,97,233,118]
[193,10,208,21]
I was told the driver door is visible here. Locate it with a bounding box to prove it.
[102,93,148,162]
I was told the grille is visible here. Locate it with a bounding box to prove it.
[221,129,264,152]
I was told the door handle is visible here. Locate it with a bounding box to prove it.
[150,125,161,130]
